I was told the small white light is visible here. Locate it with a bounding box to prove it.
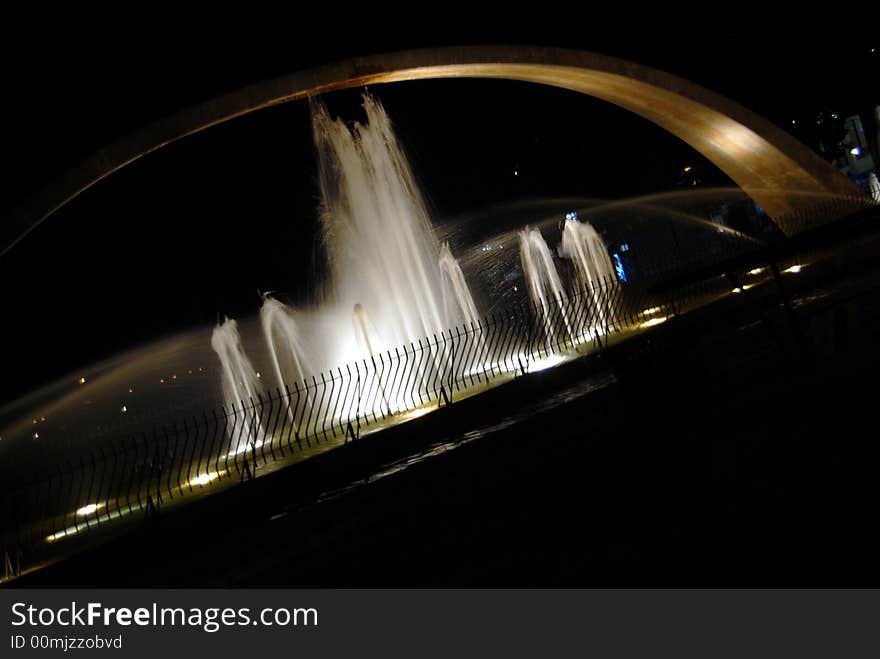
[748,267,765,276]
[785,265,803,274]
[120,405,127,413]
[732,287,743,294]
[529,354,567,372]
[79,377,86,385]
[190,472,220,487]
[640,317,667,328]
[76,503,102,516]
[850,146,862,157]
[642,307,660,316]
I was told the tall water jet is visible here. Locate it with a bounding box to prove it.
[561,220,616,335]
[312,93,475,365]
[210,318,263,452]
[561,220,615,291]
[439,243,481,330]
[210,93,481,424]
[519,227,573,341]
[562,220,615,329]
[260,296,314,390]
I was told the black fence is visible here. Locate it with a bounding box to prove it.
[1,193,877,582]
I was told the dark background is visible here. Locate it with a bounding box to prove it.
[0,13,877,404]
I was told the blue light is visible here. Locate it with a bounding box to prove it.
[620,243,629,252]
[565,211,578,221]
[850,146,862,157]
[612,253,627,282]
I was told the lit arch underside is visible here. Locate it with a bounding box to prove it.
[0,46,862,255]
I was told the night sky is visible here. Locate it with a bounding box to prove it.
[1,15,877,403]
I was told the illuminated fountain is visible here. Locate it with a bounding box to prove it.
[439,242,481,330]
[212,92,479,428]
[312,93,461,359]
[562,220,615,290]
[519,227,573,341]
[210,318,264,451]
[260,295,314,391]
[560,219,616,329]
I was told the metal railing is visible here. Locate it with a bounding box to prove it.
[1,193,877,581]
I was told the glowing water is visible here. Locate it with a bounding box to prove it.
[561,220,615,291]
[439,243,481,329]
[260,296,314,391]
[519,227,573,340]
[212,92,479,427]
[561,220,616,328]
[210,318,263,450]
[313,94,469,361]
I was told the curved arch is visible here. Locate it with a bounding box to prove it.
[0,45,863,255]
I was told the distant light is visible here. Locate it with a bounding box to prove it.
[831,113,839,119]
[513,285,518,292]
[32,432,39,440]
[256,372,261,379]
[748,267,765,275]
[791,120,796,125]
[514,169,519,176]
[160,378,165,384]
[620,243,629,252]
[128,387,134,393]
[76,503,103,517]
[640,317,667,328]
[683,166,692,173]
[642,307,660,316]
[172,374,177,380]
[850,146,862,157]
[785,264,803,274]
[529,354,567,372]
[732,287,743,294]
[78,377,86,385]
[189,472,220,487]
[120,405,127,413]
[565,211,578,221]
